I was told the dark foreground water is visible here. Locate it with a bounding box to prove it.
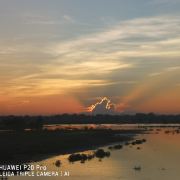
[10,126,180,180]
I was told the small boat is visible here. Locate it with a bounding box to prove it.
[133,166,141,171]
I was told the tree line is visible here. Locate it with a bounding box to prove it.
[0,113,180,131]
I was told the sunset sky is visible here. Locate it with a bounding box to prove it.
[0,0,180,115]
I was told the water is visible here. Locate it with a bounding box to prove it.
[10,127,180,180]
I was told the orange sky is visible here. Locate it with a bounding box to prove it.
[0,95,83,115]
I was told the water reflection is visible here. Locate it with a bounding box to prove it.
[9,126,180,180]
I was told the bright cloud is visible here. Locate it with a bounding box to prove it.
[87,97,128,114]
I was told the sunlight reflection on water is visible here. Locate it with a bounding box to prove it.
[11,126,180,180]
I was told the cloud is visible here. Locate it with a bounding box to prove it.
[149,72,163,77]
[0,46,18,55]
[1,14,180,101]
[24,14,74,25]
[150,0,180,4]
[149,66,180,77]
[87,97,128,115]
[63,15,74,23]
[50,15,180,59]
[87,97,115,115]
[0,78,119,97]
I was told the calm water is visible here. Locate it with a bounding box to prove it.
[43,123,180,130]
[11,127,180,180]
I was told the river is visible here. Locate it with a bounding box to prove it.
[10,126,180,180]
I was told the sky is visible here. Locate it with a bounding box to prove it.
[0,0,180,115]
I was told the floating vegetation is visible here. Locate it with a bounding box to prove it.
[55,160,61,167]
[165,130,170,134]
[131,139,146,145]
[161,168,166,171]
[175,130,180,134]
[87,154,95,160]
[68,138,146,164]
[80,160,85,164]
[133,166,141,171]
[94,149,111,158]
[164,129,180,134]
[68,149,110,163]
[68,153,88,163]
[108,144,123,150]
[113,144,123,149]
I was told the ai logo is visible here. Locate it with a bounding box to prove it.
[61,171,70,176]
